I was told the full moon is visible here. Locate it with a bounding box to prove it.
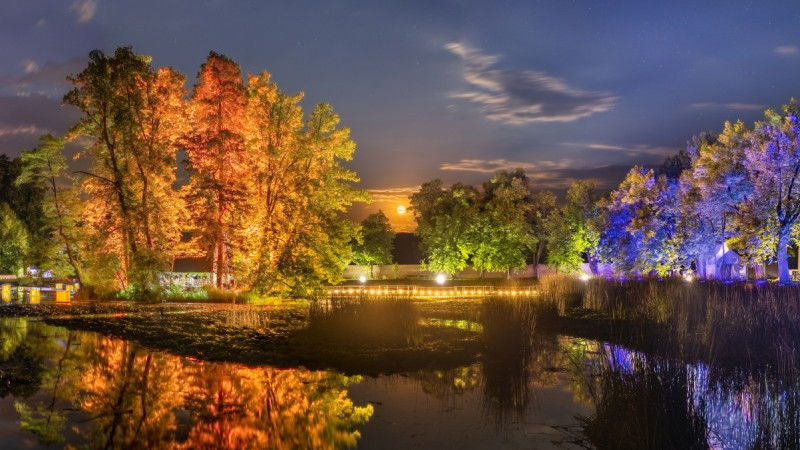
[397,205,406,215]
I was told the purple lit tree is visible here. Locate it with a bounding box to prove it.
[744,100,800,283]
[683,124,753,279]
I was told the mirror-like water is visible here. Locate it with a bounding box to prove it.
[1,288,799,449]
[0,315,591,449]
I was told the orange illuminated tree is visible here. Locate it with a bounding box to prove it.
[64,47,187,293]
[183,52,249,289]
[243,72,366,294]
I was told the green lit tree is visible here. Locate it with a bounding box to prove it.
[527,190,557,275]
[0,203,30,274]
[17,135,85,283]
[352,211,394,278]
[470,170,534,277]
[411,180,478,276]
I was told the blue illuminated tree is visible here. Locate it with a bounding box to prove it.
[745,100,800,283]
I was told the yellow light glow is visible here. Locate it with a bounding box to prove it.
[397,205,406,215]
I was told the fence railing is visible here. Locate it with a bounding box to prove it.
[324,285,538,298]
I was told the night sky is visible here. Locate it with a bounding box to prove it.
[3,0,800,231]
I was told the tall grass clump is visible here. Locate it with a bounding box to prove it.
[577,348,708,449]
[582,278,800,375]
[535,274,586,314]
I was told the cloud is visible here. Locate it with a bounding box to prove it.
[361,187,420,232]
[0,94,81,156]
[560,142,679,157]
[6,57,88,97]
[774,45,799,56]
[0,125,49,138]
[445,42,615,125]
[20,60,39,75]
[690,102,765,111]
[71,0,98,24]
[367,186,420,203]
[440,158,572,173]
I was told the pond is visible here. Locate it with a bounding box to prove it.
[0,285,798,449]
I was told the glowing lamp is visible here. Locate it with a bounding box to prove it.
[435,273,446,284]
[359,275,367,283]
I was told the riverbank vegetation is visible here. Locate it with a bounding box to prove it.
[4,47,366,299]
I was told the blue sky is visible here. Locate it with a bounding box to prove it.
[3,0,800,230]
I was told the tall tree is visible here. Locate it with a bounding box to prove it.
[0,203,29,275]
[527,190,557,275]
[685,124,753,279]
[745,100,800,283]
[17,135,85,283]
[183,52,248,289]
[470,170,533,277]
[565,180,601,273]
[411,180,478,276]
[352,211,394,277]
[64,47,186,292]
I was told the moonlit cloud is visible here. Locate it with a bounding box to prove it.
[364,187,420,232]
[20,60,39,75]
[440,158,572,173]
[446,42,616,125]
[690,102,766,111]
[71,0,98,24]
[367,186,420,203]
[774,45,799,55]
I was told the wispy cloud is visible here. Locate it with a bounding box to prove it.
[71,0,98,24]
[363,187,419,232]
[445,42,615,125]
[774,45,799,56]
[367,186,420,203]
[690,101,765,111]
[0,124,48,137]
[561,142,680,158]
[7,57,88,96]
[440,158,572,173]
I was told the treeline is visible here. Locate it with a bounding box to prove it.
[3,47,366,297]
[409,170,598,277]
[411,99,800,283]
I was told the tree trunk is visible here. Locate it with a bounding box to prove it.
[777,231,792,283]
[754,262,765,280]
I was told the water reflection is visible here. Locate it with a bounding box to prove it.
[0,318,372,449]
[574,342,800,449]
[8,291,798,448]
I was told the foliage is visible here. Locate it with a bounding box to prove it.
[411,180,478,275]
[17,135,85,282]
[527,190,557,270]
[470,169,534,276]
[7,46,369,299]
[64,47,187,293]
[0,202,30,274]
[352,210,394,275]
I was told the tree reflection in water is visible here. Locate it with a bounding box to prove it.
[478,295,563,427]
[572,342,800,449]
[7,319,372,449]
